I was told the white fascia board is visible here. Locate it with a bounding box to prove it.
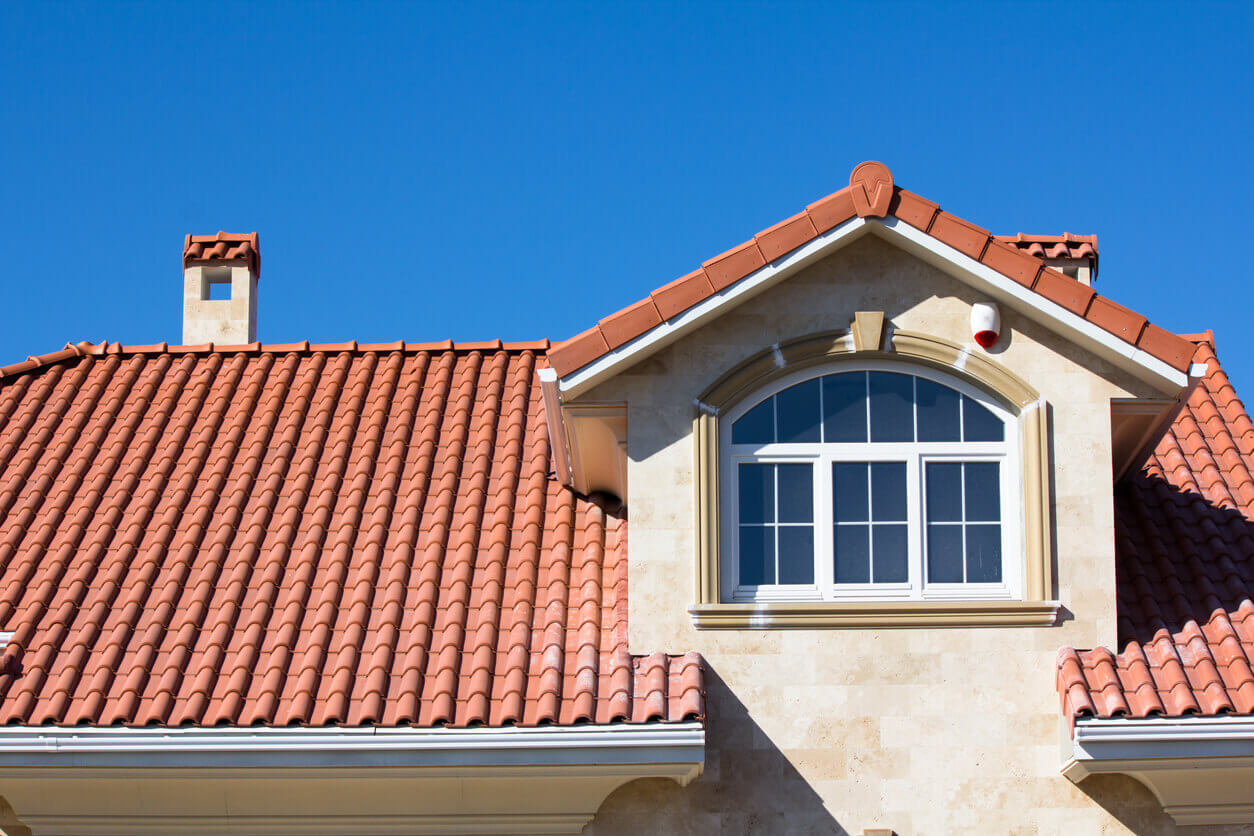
[1064,716,1254,781]
[0,722,705,770]
[874,219,1189,393]
[556,216,1189,399]
[557,217,874,399]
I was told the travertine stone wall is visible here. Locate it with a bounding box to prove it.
[579,235,1224,834]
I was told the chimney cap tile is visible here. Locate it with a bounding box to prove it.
[183,231,260,277]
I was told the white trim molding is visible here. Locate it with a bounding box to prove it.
[0,723,705,835]
[1063,716,1254,825]
[555,216,1189,400]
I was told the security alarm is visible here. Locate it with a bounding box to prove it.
[971,302,1000,349]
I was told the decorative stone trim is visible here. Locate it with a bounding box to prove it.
[692,326,1056,628]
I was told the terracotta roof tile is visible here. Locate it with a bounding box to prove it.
[995,233,1098,278]
[183,232,260,277]
[0,341,702,728]
[1059,336,1254,720]
[546,163,1190,377]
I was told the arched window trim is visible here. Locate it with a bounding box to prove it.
[718,359,1023,604]
[690,327,1059,629]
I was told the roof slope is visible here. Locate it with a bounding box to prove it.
[0,341,701,727]
[546,163,1190,379]
[1059,335,1254,719]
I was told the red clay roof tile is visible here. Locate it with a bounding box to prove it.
[1059,336,1254,721]
[544,163,1192,379]
[0,342,702,728]
[183,232,260,277]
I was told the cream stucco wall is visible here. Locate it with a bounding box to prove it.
[578,236,1230,834]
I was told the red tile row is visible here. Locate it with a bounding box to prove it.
[183,232,260,276]
[0,344,703,728]
[547,163,1193,378]
[1059,337,1254,721]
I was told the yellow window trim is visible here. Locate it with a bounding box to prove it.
[692,322,1056,629]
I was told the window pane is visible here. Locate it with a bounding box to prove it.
[925,462,963,522]
[872,524,908,583]
[963,462,1001,522]
[776,379,821,443]
[870,462,907,521]
[739,526,774,585]
[778,527,815,584]
[962,396,1004,442]
[732,398,775,444]
[832,462,869,522]
[777,464,813,523]
[822,373,867,443]
[869,372,915,442]
[739,463,774,524]
[927,524,964,583]
[834,525,870,583]
[916,378,961,442]
[966,524,1002,583]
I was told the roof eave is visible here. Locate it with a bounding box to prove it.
[1064,716,1254,826]
[555,216,1189,400]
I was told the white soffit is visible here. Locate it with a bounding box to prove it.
[0,723,706,835]
[556,217,1189,400]
[1064,716,1254,825]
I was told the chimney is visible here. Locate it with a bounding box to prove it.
[995,233,1099,286]
[182,232,260,344]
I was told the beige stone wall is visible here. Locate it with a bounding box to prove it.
[578,236,1229,834]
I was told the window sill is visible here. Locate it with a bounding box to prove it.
[688,599,1061,629]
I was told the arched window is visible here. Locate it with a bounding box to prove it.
[720,361,1021,602]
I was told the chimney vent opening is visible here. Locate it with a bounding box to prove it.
[204,267,233,301]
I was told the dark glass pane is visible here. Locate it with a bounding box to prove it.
[962,396,1004,442]
[832,462,869,522]
[870,462,907,521]
[738,463,774,524]
[927,524,964,583]
[738,526,774,585]
[966,524,1002,583]
[822,373,868,443]
[732,398,775,444]
[925,462,963,522]
[776,379,821,443]
[869,372,915,442]
[872,524,908,583]
[777,463,813,523]
[834,525,870,583]
[778,527,815,584]
[963,462,1001,522]
[916,378,961,442]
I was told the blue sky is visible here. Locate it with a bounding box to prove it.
[2,2,1251,390]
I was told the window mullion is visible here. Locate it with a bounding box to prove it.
[910,452,922,598]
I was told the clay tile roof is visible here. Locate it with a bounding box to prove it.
[548,163,1191,378]
[1058,334,1254,721]
[183,232,260,277]
[0,340,702,728]
[994,233,1099,278]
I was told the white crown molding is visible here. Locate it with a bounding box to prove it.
[1063,716,1254,825]
[0,723,705,835]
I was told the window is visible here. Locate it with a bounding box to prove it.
[721,363,1020,603]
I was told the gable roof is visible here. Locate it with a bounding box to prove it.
[546,162,1191,391]
[1058,335,1254,719]
[0,340,701,727]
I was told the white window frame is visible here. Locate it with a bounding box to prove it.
[719,359,1023,604]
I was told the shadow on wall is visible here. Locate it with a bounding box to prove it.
[586,666,848,835]
[1073,774,1206,835]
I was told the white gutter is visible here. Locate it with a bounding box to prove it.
[1064,716,1254,825]
[0,722,706,769]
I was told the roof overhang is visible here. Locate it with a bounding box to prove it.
[1063,716,1254,825]
[0,723,704,835]
[553,216,1193,401]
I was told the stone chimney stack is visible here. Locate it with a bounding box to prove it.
[182,232,260,345]
[994,233,1099,286]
